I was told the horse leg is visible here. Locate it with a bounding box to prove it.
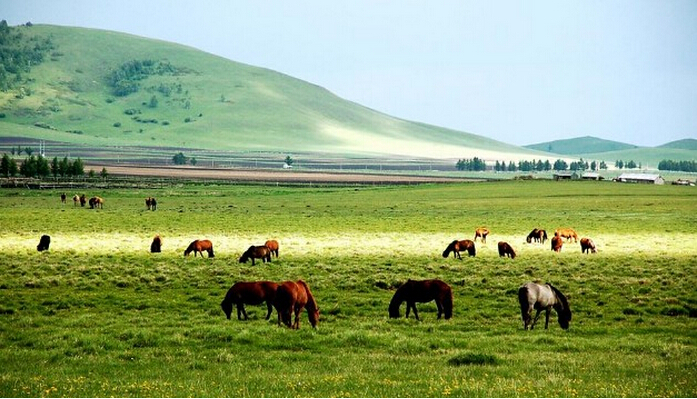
[410,303,420,321]
[293,306,301,329]
[436,301,443,319]
[544,308,551,329]
[531,309,543,330]
[405,302,411,319]
[265,302,273,320]
[251,257,255,266]
[236,304,245,320]
[455,250,461,260]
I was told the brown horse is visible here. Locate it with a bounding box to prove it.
[239,245,271,265]
[265,240,279,258]
[221,281,279,320]
[89,196,104,209]
[274,280,319,329]
[551,236,563,252]
[526,228,548,244]
[518,282,571,330]
[184,239,215,257]
[580,237,597,254]
[474,227,490,243]
[389,279,453,320]
[498,241,516,259]
[60,193,66,204]
[150,235,162,253]
[79,194,87,207]
[555,228,578,242]
[442,239,476,259]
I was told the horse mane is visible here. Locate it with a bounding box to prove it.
[546,283,571,321]
[442,240,458,257]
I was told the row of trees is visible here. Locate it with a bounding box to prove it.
[172,152,197,166]
[456,157,609,172]
[615,160,641,169]
[1,154,85,178]
[658,159,697,172]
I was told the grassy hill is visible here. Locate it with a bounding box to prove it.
[0,24,544,162]
[525,136,639,155]
[658,139,697,151]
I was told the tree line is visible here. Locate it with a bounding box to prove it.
[1,154,85,178]
[456,157,609,172]
[658,159,697,173]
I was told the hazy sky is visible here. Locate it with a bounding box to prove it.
[3,0,697,146]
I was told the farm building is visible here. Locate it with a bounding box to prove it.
[553,172,579,181]
[616,173,665,185]
[581,172,604,180]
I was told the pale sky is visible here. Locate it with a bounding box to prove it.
[3,0,696,147]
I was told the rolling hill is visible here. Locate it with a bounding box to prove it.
[0,24,545,162]
[525,136,639,155]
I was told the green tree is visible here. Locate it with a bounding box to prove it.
[100,167,108,179]
[70,157,84,176]
[149,95,158,108]
[285,155,294,167]
[1,153,10,177]
[51,156,59,177]
[173,152,187,165]
[190,157,197,166]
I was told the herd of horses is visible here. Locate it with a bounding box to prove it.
[62,193,105,209]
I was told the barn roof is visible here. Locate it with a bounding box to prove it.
[617,173,661,181]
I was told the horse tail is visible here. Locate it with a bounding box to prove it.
[468,241,476,257]
[518,285,530,325]
[443,286,453,320]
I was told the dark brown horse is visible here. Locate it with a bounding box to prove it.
[474,227,490,243]
[239,245,271,265]
[518,282,571,330]
[555,228,578,242]
[580,237,597,254]
[442,239,476,259]
[551,236,563,252]
[498,241,516,259]
[145,197,157,211]
[60,193,66,204]
[184,239,215,257]
[79,194,87,207]
[526,228,548,244]
[265,240,279,258]
[37,235,51,252]
[89,196,104,209]
[274,280,319,329]
[388,279,453,320]
[221,281,279,320]
[150,235,162,253]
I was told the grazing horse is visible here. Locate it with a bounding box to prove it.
[184,239,215,258]
[526,228,548,244]
[145,197,157,211]
[518,282,571,330]
[580,237,597,254]
[89,196,104,209]
[498,241,516,259]
[221,281,279,320]
[239,245,272,265]
[388,279,453,320]
[37,235,51,252]
[555,228,578,242]
[551,236,563,252]
[73,194,79,206]
[60,193,66,204]
[150,235,162,253]
[265,240,279,258]
[474,227,490,243]
[274,280,319,329]
[442,239,476,259]
[79,194,87,207]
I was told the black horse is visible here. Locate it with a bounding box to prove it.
[37,235,51,252]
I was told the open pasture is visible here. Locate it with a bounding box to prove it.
[0,180,695,397]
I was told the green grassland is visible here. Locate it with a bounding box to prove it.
[1,180,696,397]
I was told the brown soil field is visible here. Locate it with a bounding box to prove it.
[87,163,477,184]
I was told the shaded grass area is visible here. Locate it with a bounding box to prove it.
[1,181,696,397]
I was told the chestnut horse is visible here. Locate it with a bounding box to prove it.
[239,245,271,265]
[265,240,279,258]
[498,241,516,259]
[526,228,548,244]
[221,281,279,320]
[580,237,596,254]
[89,196,104,209]
[184,239,215,257]
[150,235,162,253]
[274,280,319,329]
[518,282,571,330]
[474,227,490,243]
[388,279,453,320]
[555,228,578,242]
[442,239,476,259]
[551,236,563,252]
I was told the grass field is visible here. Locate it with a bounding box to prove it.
[0,180,696,397]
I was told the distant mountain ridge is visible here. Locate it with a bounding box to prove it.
[525,136,639,155]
